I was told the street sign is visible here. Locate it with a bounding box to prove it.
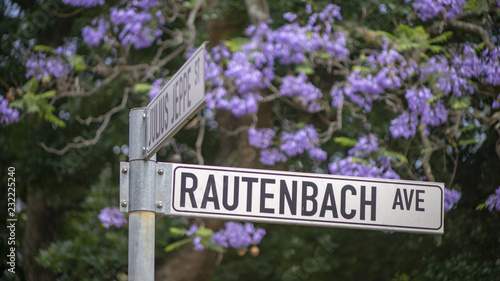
[145,43,206,160]
[156,163,444,234]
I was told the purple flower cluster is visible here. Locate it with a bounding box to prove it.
[25,52,72,81]
[211,221,266,249]
[444,188,461,212]
[204,4,349,118]
[98,207,127,229]
[331,45,403,111]
[225,52,269,94]
[406,87,448,126]
[248,128,276,149]
[185,224,204,251]
[82,1,163,49]
[328,157,400,179]
[62,0,104,8]
[408,0,466,21]
[82,17,110,47]
[348,135,379,158]
[280,73,322,112]
[0,95,20,125]
[279,125,323,158]
[390,111,419,139]
[485,186,500,212]
[148,78,164,100]
[248,124,327,166]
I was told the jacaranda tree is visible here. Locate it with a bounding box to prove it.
[1,0,499,280]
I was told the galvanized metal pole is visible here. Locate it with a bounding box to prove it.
[128,108,156,281]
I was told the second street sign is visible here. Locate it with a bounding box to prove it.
[156,163,444,234]
[145,44,206,160]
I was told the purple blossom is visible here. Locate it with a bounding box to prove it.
[186,224,198,237]
[0,95,20,125]
[227,94,259,116]
[98,207,127,229]
[280,73,322,112]
[132,0,159,10]
[493,100,500,110]
[248,128,276,149]
[193,236,204,251]
[485,186,500,212]
[148,78,164,100]
[62,0,104,8]
[444,188,461,212]
[110,7,159,49]
[409,0,466,21]
[225,52,267,94]
[348,135,379,158]
[405,87,447,127]
[390,111,419,139]
[279,125,324,158]
[211,222,266,249]
[283,12,297,22]
[328,157,400,179]
[259,148,287,166]
[82,17,110,47]
[25,52,72,81]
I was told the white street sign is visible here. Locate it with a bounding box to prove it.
[145,44,206,160]
[157,163,444,234]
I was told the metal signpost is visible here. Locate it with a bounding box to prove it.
[121,43,206,281]
[120,43,444,281]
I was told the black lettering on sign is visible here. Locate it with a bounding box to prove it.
[360,186,376,221]
[242,177,258,212]
[180,172,198,208]
[416,190,425,211]
[302,181,318,216]
[392,188,425,211]
[222,176,239,211]
[341,185,356,219]
[201,174,220,209]
[260,178,275,214]
[279,180,297,215]
[319,183,338,218]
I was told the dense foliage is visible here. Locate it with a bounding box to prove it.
[1,0,499,280]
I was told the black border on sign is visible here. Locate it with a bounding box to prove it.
[171,165,444,232]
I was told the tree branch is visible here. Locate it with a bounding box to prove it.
[418,123,436,182]
[39,89,129,155]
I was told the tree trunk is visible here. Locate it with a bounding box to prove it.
[22,191,55,281]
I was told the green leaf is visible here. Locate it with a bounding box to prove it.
[165,238,193,252]
[38,90,56,99]
[428,93,445,103]
[195,227,214,238]
[378,149,408,164]
[68,55,86,71]
[350,157,369,165]
[476,203,486,211]
[334,137,357,147]
[169,227,187,236]
[22,77,39,93]
[450,96,471,110]
[133,83,153,94]
[34,44,56,53]
[295,63,315,75]
[224,37,248,52]
[201,240,225,253]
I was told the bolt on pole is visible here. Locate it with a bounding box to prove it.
[128,108,156,281]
